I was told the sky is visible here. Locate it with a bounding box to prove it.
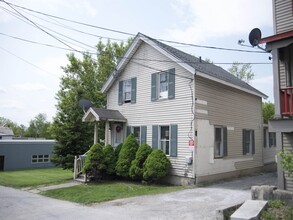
[0,0,274,127]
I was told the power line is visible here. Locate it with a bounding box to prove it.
[1,0,267,54]
[0,46,59,78]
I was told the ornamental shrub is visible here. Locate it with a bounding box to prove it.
[116,134,139,178]
[114,143,123,161]
[129,144,153,180]
[278,151,293,177]
[83,143,105,181]
[143,149,171,183]
[103,144,116,177]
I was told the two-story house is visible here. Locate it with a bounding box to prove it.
[258,0,293,190]
[83,33,268,185]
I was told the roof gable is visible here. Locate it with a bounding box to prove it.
[102,33,267,98]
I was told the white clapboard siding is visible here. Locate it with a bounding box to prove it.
[107,42,194,178]
[274,0,293,34]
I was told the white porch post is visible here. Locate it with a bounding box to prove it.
[94,121,99,144]
[105,121,109,145]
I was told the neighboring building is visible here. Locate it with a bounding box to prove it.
[259,0,293,190]
[0,126,14,140]
[83,33,269,185]
[263,125,277,165]
[0,140,56,171]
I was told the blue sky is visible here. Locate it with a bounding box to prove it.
[0,0,274,126]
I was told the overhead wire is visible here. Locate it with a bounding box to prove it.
[1,0,267,54]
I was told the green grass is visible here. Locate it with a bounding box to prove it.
[0,168,72,188]
[42,182,184,204]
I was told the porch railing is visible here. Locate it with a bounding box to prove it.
[281,87,293,116]
[73,152,88,181]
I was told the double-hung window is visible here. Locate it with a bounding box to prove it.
[160,126,170,155]
[133,126,140,143]
[242,129,255,155]
[214,126,227,158]
[152,124,177,157]
[127,125,147,145]
[118,77,137,105]
[151,68,175,101]
[123,80,131,103]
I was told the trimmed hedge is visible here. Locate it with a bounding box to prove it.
[83,143,105,181]
[116,134,139,178]
[129,144,153,180]
[103,144,116,176]
[143,149,171,182]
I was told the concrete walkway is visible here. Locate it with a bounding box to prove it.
[0,172,277,220]
[21,181,82,194]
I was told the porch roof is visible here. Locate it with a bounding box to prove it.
[82,108,127,122]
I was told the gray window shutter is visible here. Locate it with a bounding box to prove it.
[151,73,157,101]
[118,81,123,105]
[152,125,158,149]
[168,68,175,100]
[141,126,147,144]
[242,129,246,155]
[131,77,137,104]
[223,127,228,156]
[170,124,178,157]
[127,126,132,137]
[252,130,255,154]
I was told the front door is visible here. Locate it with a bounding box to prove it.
[112,124,124,147]
[0,156,4,171]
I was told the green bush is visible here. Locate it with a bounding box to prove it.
[143,149,171,183]
[129,144,153,180]
[83,143,105,181]
[278,152,293,177]
[103,144,116,177]
[116,134,139,178]
[114,143,123,161]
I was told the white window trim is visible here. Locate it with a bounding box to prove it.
[244,130,253,155]
[132,126,141,145]
[158,72,169,100]
[159,125,170,156]
[31,154,50,164]
[123,79,131,103]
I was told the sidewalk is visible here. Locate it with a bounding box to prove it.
[21,181,82,194]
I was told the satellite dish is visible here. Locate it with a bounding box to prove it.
[78,99,93,113]
[249,28,262,47]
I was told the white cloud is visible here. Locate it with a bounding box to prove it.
[14,83,48,92]
[167,0,273,43]
[0,87,6,94]
[251,75,273,85]
[0,99,24,110]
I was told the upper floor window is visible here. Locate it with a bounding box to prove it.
[118,77,137,105]
[242,129,255,155]
[151,68,175,101]
[214,126,227,158]
[123,80,131,103]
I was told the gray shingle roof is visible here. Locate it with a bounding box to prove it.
[91,108,126,122]
[140,33,267,98]
[0,126,14,136]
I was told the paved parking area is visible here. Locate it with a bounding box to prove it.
[0,172,277,220]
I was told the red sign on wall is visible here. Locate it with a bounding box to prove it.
[188,139,195,147]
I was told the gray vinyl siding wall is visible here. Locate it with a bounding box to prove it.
[279,62,287,88]
[274,0,293,34]
[107,42,194,178]
[0,140,55,171]
[194,76,263,174]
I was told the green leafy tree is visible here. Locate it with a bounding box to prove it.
[143,149,171,183]
[25,113,52,138]
[103,144,116,177]
[51,39,131,169]
[0,117,26,137]
[262,102,275,124]
[228,62,255,84]
[116,134,139,178]
[129,144,153,180]
[83,143,105,181]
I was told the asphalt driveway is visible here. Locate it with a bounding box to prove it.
[0,172,277,220]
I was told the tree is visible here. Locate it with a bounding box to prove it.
[228,62,255,83]
[262,102,275,124]
[25,113,52,138]
[116,134,139,178]
[0,117,26,137]
[103,144,116,177]
[51,39,131,169]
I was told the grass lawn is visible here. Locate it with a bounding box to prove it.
[42,182,184,204]
[0,168,72,188]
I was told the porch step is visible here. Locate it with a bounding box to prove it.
[230,200,267,220]
[74,174,87,183]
